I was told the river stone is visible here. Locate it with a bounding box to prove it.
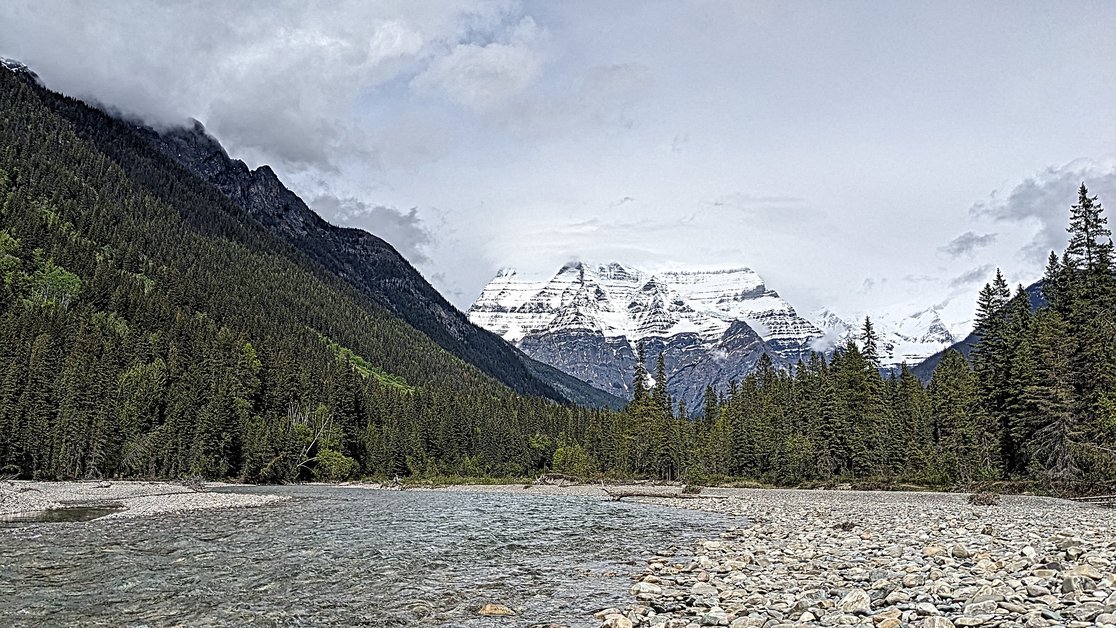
[1026,584,1052,597]
[632,582,663,598]
[700,609,729,626]
[924,545,947,558]
[1096,613,1116,625]
[874,609,902,621]
[1062,575,1096,593]
[916,602,940,616]
[964,600,998,615]
[478,603,515,616]
[921,618,955,628]
[952,545,973,559]
[954,616,985,626]
[904,574,927,587]
[1066,564,1102,579]
[836,588,871,614]
[692,582,718,598]
[601,614,633,628]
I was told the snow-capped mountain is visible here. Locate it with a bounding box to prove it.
[810,306,959,371]
[468,261,821,409]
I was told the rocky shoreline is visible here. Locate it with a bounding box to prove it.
[0,480,286,520]
[590,488,1116,628]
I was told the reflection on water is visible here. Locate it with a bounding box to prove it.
[0,486,729,627]
[0,504,124,524]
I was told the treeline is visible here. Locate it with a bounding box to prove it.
[1,66,1112,492]
[0,67,605,483]
[592,185,1116,493]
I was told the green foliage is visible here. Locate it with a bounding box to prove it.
[552,442,596,477]
[27,255,81,308]
[317,333,414,392]
[313,448,357,482]
[1,64,1113,494]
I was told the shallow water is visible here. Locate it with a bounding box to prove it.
[0,485,729,627]
[0,504,124,524]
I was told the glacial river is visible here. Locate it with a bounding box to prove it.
[0,485,729,627]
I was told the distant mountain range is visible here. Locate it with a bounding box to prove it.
[809,306,962,371]
[469,262,816,409]
[2,54,995,408]
[468,261,969,409]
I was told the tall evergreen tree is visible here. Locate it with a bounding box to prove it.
[860,316,880,368]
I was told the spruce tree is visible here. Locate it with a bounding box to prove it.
[1020,310,1079,484]
[631,341,648,402]
[861,316,880,368]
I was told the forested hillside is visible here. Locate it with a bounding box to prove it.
[0,67,610,482]
[131,121,618,409]
[606,186,1116,494]
[1,64,1111,494]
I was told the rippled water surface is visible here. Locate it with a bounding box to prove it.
[0,486,729,627]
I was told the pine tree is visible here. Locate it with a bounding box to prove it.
[1020,310,1079,484]
[652,352,671,417]
[702,384,719,424]
[929,350,998,484]
[631,341,648,402]
[1065,184,1114,293]
[1042,251,1070,314]
[860,316,880,368]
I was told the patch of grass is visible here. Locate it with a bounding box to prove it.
[315,332,415,392]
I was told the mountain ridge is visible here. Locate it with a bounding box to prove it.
[468,261,812,409]
[129,119,622,409]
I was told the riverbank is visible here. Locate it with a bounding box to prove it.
[0,480,287,520]
[591,488,1116,628]
[422,484,1116,627]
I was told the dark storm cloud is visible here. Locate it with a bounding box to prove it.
[0,1,531,172]
[970,161,1116,263]
[949,265,995,289]
[940,231,998,258]
[311,194,433,264]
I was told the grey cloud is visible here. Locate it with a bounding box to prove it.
[410,17,545,112]
[970,160,1116,263]
[709,193,840,235]
[949,265,995,289]
[311,194,434,264]
[499,62,654,137]
[939,231,998,258]
[0,1,530,172]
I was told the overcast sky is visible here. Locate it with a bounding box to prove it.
[3,1,1115,326]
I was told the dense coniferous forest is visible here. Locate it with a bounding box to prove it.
[606,185,1116,494]
[1,68,1112,493]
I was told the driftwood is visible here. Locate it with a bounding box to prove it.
[533,473,583,487]
[1071,494,1116,506]
[604,489,728,502]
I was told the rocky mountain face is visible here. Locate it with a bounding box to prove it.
[810,306,959,372]
[468,262,818,410]
[910,281,1047,381]
[135,121,622,409]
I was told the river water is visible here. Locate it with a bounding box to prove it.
[0,485,730,627]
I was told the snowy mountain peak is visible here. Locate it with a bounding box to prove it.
[809,305,958,370]
[469,261,819,356]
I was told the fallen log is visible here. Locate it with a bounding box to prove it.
[1071,494,1116,502]
[604,489,729,502]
